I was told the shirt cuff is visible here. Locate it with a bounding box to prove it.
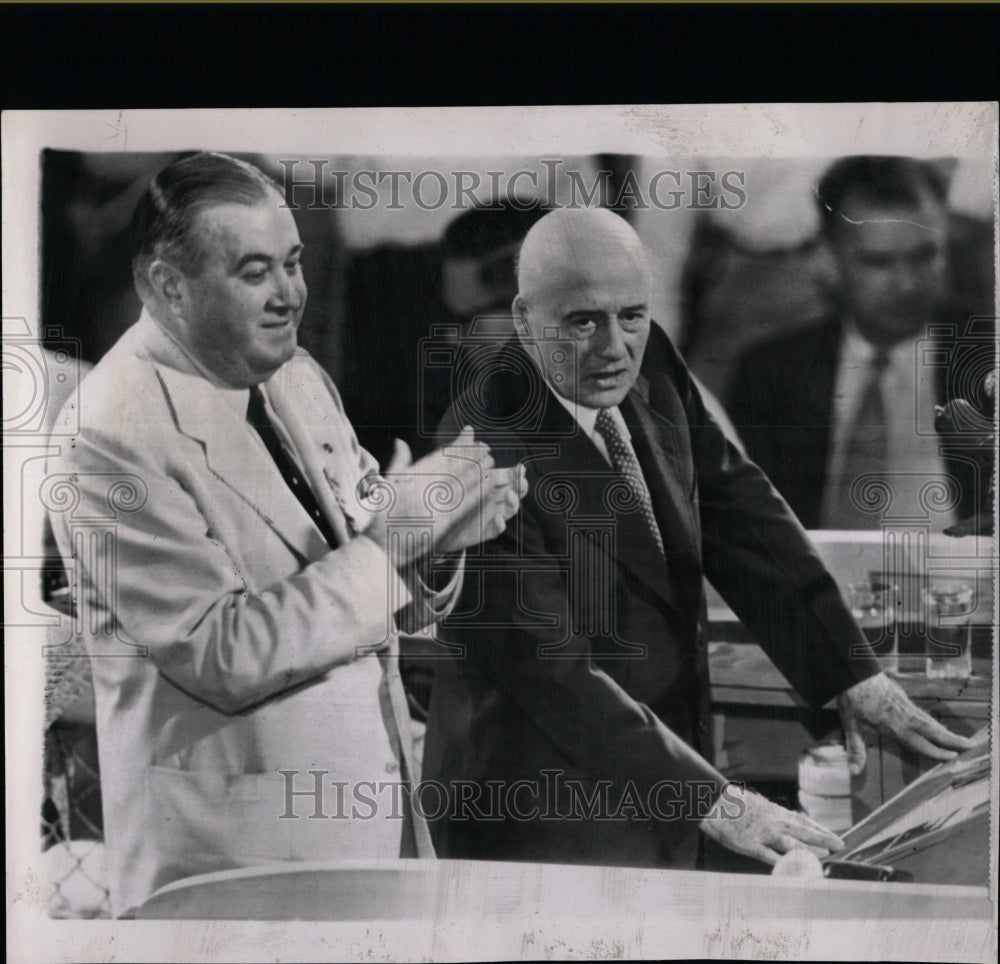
[395,551,465,634]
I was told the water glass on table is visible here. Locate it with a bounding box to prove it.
[922,580,974,680]
[847,577,899,675]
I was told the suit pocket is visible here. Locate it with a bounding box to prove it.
[143,765,293,862]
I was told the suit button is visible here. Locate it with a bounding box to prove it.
[385,760,400,774]
[699,720,708,733]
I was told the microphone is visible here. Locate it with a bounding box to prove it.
[935,368,997,537]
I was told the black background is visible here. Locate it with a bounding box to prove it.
[1,3,997,108]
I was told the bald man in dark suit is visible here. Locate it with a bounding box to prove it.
[423,207,972,871]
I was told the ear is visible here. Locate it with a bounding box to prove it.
[147,259,188,315]
[511,294,529,336]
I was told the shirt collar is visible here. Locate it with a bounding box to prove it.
[550,389,631,442]
[842,321,919,368]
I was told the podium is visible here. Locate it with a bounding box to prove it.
[136,857,992,923]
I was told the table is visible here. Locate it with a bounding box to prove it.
[705,530,994,832]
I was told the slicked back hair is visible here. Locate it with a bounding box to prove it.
[815,155,948,236]
[130,151,285,288]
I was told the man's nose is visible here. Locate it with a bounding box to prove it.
[891,260,922,296]
[596,321,628,358]
[269,272,303,312]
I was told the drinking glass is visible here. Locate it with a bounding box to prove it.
[922,580,974,680]
[847,577,898,675]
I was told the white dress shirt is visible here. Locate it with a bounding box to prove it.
[820,323,954,528]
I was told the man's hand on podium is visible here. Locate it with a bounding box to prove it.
[700,785,845,865]
[836,673,976,775]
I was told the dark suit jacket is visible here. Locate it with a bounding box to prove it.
[726,315,988,529]
[423,326,879,870]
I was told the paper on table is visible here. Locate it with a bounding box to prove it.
[834,726,991,866]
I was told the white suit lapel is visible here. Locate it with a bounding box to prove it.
[136,314,331,561]
[154,363,330,561]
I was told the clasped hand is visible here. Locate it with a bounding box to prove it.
[365,426,527,567]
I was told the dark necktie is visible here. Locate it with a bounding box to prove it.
[827,349,891,528]
[247,386,339,548]
[594,407,666,559]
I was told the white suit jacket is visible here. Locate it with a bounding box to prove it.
[50,312,458,916]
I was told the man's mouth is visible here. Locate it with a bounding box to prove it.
[589,369,627,384]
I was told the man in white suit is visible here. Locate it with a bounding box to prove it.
[49,152,525,917]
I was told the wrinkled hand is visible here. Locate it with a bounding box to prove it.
[366,426,527,567]
[700,784,844,865]
[837,672,975,775]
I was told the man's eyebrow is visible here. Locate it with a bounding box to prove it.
[620,303,648,314]
[234,243,304,271]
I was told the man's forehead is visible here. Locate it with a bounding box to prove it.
[529,250,649,301]
[546,279,648,311]
[194,200,300,253]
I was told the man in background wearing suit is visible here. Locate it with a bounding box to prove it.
[727,156,992,530]
[49,152,525,916]
[422,207,971,871]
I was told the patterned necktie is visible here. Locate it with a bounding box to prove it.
[826,349,891,528]
[247,386,339,548]
[594,408,666,559]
